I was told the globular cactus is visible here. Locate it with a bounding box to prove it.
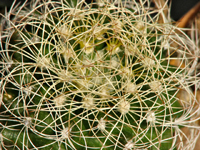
[0,0,199,149]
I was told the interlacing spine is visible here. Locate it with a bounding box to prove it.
[0,0,199,149]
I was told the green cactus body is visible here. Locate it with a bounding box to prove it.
[0,0,199,149]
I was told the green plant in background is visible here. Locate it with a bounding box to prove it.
[0,0,199,149]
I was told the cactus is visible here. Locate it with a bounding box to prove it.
[0,0,199,149]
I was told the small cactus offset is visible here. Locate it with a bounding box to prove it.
[0,0,199,149]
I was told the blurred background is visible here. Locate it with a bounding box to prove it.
[170,0,199,20]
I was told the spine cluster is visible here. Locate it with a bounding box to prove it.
[0,0,199,149]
